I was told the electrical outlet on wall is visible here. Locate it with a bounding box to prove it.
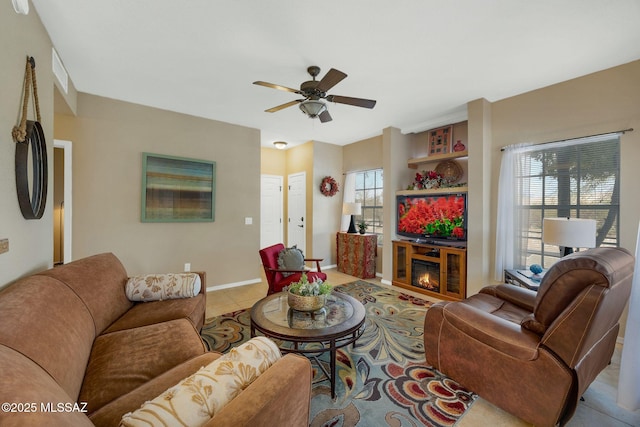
[184,263,191,272]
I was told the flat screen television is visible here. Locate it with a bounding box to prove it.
[396,192,467,242]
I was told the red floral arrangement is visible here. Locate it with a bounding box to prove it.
[410,170,445,190]
[398,195,465,238]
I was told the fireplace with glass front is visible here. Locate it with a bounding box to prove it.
[412,259,440,293]
[392,240,467,301]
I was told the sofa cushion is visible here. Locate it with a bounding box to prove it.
[37,253,133,335]
[80,318,207,414]
[0,276,95,399]
[125,273,201,302]
[0,345,94,427]
[103,293,206,334]
[120,337,281,427]
[89,352,221,427]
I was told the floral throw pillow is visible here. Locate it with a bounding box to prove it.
[120,337,282,427]
[125,273,201,302]
[277,245,305,277]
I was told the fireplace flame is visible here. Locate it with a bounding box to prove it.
[418,272,439,291]
[418,273,430,287]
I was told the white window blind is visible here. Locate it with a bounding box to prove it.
[512,133,620,268]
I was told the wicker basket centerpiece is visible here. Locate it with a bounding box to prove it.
[286,273,332,312]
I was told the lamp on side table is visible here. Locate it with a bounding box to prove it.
[343,202,361,234]
[543,217,596,257]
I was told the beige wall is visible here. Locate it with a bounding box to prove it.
[343,135,383,173]
[479,60,640,337]
[54,94,262,287]
[0,5,55,287]
[312,142,343,267]
[382,127,414,282]
[486,60,640,277]
[261,147,286,176]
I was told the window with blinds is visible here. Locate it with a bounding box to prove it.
[354,169,384,243]
[516,134,620,268]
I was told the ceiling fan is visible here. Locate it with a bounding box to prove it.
[253,66,376,123]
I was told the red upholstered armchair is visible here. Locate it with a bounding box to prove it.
[259,243,327,295]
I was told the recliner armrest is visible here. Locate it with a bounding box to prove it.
[443,302,541,360]
[480,284,537,312]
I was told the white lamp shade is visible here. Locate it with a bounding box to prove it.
[543,218,596,248]
[342,202,362,216]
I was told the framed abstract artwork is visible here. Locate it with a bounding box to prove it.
[428,125,453,156]
[141,153,216,222]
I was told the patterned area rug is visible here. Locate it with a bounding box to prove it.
[201,281,476,426]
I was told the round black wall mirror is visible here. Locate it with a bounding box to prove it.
[15,120,48,219]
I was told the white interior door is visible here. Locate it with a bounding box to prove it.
[287,172,306,253]
[260,174,283,248]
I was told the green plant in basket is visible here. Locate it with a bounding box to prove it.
[287,273,332,296]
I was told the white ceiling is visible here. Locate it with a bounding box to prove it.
[32,0,640,148]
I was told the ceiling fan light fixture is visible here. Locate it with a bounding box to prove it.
[273,141,288,150]
[299,99,327,118]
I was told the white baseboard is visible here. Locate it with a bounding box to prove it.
[380,278,392,286]
[206,278,262,292]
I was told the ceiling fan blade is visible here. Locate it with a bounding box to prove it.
[319,109,332,123]
[316,68,347,93]
[253,81,301,94]
[265,99,303,113]
[327,95,376,109]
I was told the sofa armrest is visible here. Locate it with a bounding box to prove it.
[443,302,541,360]
[480,284,537,312]
[206,353,312,427]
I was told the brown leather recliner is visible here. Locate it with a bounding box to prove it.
[424,247,634,427]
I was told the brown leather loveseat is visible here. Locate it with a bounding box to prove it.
[0,253,312,427]
[424,247,634,426]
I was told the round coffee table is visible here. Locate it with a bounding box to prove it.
[250,291,366,398]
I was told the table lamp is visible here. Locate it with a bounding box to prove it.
[543,217,596,256]
[343,202,361,234]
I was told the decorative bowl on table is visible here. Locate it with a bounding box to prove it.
[286,273,332,312]
[287,292,327,312]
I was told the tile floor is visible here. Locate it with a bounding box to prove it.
[205,268,640,427]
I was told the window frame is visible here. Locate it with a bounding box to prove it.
[514,135,620,269]
[353,168,383,244]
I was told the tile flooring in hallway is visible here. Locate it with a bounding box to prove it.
[205,268,640,427]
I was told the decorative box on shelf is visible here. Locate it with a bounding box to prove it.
[336,232,377,279]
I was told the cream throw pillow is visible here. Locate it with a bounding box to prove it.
[120,337,281,427]
[125,273,201,302]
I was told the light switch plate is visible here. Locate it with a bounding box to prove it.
[0,239,8,254]
[245,217,253,225]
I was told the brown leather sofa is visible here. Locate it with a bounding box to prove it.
[0,253,312,427]
[424,247,634,427]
